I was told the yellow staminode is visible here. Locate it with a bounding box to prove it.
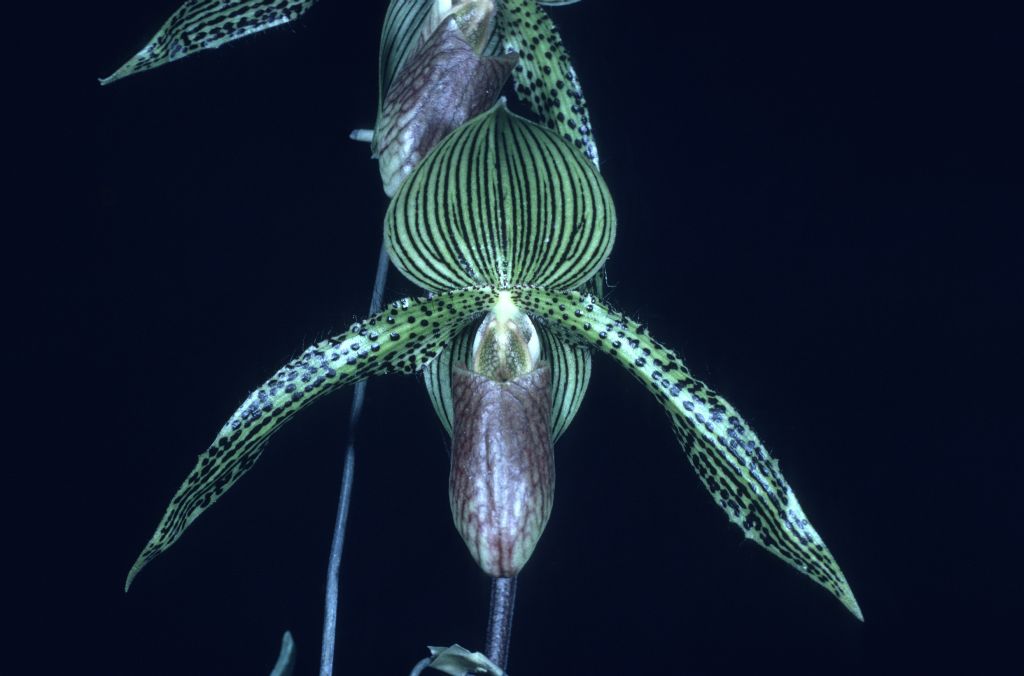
[470,292,541,381]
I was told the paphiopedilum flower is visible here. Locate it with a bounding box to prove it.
[106,0,861,640]
[124,101,863,621]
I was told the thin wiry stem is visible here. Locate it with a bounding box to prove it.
[318,441,354,676]
[485,576,517,672]
[319,242,390,676]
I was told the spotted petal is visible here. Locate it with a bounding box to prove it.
[100,0,320,85]
[496,0,599,166]
[378,1,594,153]
[125,287,499,590]
[508,287,863,619]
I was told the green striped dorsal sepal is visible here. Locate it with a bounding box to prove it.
[100,0,319,85]
[374,13,517,196]
[384,101,615,292]
[424,316,590,442]
[505,287,864,620]
[125,287,499,590]
[496,0,598,166]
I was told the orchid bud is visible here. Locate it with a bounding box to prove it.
[375,0,516,196]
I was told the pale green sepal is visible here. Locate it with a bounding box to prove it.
[509,287,863,620]
[100,0,319,85]
[125,287,498,590]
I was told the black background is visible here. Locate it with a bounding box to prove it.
[25,1,1023,674]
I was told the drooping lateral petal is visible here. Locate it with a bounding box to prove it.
[100,0,319,85]
[508,287,863,619]
[125,287,498,590]
[496,0,599,166]
[424,320,590,442]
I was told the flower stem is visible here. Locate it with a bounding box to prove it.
[319,242,390,676]
[485,576,518,672]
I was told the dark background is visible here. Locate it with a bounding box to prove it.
[26,1,1022,674]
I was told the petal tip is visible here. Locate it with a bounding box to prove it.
[124,552,147,593]
[843,590,865,622]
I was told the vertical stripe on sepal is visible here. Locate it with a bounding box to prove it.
[385,101,615,292]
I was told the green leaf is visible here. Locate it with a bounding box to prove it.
[508,287,864,620]
[125,288,497,590]
[497,0,599,166]
[385,101,615,292]
[100,0,319,85]
[424,320,590,442]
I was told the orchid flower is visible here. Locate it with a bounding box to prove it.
[108,2,862,672]
[121,94,861,621]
